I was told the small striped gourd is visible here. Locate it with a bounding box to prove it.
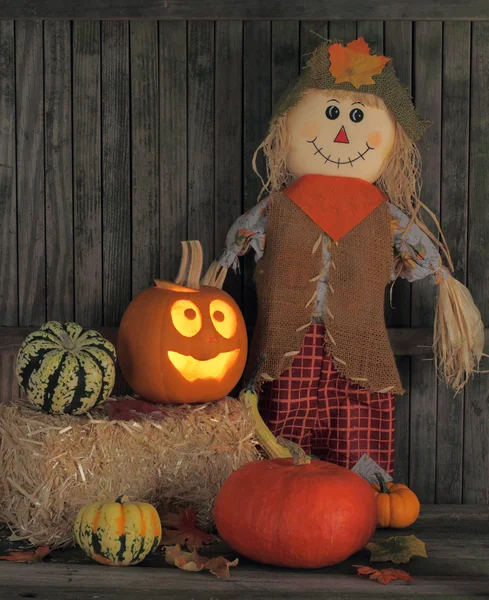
[16,321,116,415]
[74,496,162,566]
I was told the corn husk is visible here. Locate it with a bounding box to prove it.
[0,397,260,548]
[434,277,485,392]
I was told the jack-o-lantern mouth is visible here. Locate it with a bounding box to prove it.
[167,349,240,383]
[307,137,373,168]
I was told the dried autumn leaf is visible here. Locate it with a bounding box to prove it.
[365,535,427,564]
[354,564,413,585]
[206,555,239,579]
[161,508,215,550]
[329,38,390,89]
[0,546,50,563]
[165,545,208,572]
[165,544,238,578]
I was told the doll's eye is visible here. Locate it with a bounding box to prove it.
[325,105,340,120]
[349,108,364,123]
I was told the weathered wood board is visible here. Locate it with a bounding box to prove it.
[0,20,488,503]
[0,505,488,599]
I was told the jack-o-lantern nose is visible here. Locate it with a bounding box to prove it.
[206,336,217,343]
[334,126,349,144]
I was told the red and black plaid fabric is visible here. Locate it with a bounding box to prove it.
[260,324,395,474]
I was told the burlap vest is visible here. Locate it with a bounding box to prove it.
[247,192,404,395]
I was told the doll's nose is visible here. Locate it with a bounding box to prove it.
[334,126,349,144]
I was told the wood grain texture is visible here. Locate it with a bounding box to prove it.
[214,20,243,304]
[15,21,46,326]
[73,21,103,327]
[159,20,187,280]
[409,21,442,503]
[356,21,384,54]
[242,21,271,327]
[0,352,18,404]
[130,20,160,297]
[0,21,17,327]
[271,21,300,106]
[300,21,328,66]
[187,21,215,268]
[436,21,471,504]
[102,21,131,326]
[44,20,74,322]
[464,21,489,504]
[4,0,489,20]
[384,21,413,486]
[328,20,357,41]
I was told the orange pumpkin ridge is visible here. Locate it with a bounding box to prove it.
[137,505,146,538]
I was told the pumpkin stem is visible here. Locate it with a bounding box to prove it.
[115,495,129,504]
[276,437,311,465]
[174,241,203,290]
[375,472,390,494]
[201,261,227,289]
[60,332,76,351]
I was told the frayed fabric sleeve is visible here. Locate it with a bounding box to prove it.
[388,202,451,284]
[215,197,269,271]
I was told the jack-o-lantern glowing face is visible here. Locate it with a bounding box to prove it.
[286,89,397,183]
[117,243,248,405]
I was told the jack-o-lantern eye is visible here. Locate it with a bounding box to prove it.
[210,299,237,339]
[171,299,202,337]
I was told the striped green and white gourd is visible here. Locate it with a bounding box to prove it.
[74,496,162,566]
[16,321,116,415]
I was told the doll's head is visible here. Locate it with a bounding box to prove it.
[253,38,426,219]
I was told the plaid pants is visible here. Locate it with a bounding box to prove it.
[259,324,396,474]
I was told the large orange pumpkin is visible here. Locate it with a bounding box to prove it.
[213,438,378,568]
[118,241,247,404]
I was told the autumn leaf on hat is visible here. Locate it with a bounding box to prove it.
[329,38,390,89]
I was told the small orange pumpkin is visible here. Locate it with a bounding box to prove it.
[371,472,420,529]
[118,241,247,404]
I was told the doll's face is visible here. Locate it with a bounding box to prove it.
[285,90,397,183]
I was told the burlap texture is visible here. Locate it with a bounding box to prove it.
[272,40,430,142]
[246,193,324,383]
[325,203,404,394]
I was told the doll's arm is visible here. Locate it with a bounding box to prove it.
[388,202,485,392]
[201,197,269,287]
[388,203,450,284]
[219,197,269,270]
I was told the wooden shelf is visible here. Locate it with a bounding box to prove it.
[0,504,488,599]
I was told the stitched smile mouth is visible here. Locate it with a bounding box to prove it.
[307,137,374,168]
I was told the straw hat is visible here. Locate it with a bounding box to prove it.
[272,38,430,142]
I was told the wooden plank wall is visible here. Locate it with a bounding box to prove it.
[0,20,488,504]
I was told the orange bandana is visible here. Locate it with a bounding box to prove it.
[283,174,386,242]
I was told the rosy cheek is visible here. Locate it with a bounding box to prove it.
[299,122,320,140]
[367,131,383,148]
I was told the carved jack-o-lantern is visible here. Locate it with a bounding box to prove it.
[118,241,247,404]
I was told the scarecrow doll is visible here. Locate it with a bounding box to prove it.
[203,38,484,474]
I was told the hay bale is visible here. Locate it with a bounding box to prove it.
[0,397,260,548]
